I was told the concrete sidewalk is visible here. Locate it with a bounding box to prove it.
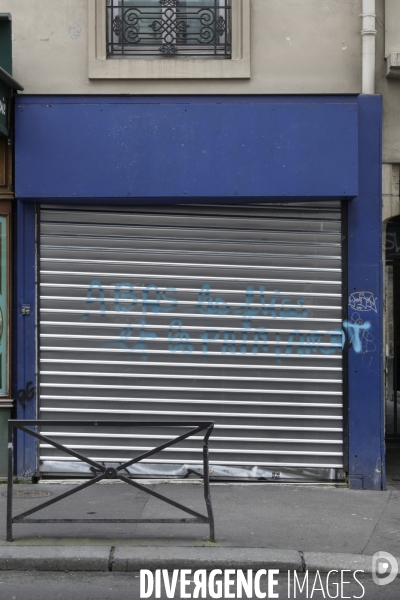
[0,480,399,571]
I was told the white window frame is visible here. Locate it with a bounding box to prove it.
[88,0,250,79]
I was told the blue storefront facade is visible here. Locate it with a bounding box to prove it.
[12,94,384,489]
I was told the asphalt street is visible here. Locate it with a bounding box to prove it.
[0,571,400,600]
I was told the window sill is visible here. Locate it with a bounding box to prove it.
[386,53,400,79]
[0,401,13,408]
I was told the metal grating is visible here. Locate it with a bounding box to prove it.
[106,0,231,57]
[39,202,344,481]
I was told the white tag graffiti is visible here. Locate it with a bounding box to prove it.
[349,291,377,313]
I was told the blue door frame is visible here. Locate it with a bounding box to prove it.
[13,94,384,488]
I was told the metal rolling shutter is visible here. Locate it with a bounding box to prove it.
[39,202,344,481]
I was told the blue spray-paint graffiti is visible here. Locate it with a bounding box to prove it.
[83,280,177,320]
[106,319,157,361]
[82,279,106,320]
[343,319,371,354]
[197,284,230,315]
[114,282,137,313]
[142,285,178,314]
[168,319,193,353]
[80,279,375,359]
[347,291,378,366]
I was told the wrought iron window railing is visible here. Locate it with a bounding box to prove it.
[107,0,231,58]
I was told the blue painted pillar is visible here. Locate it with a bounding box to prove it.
[348,95,384,490]
[14,200,37,478]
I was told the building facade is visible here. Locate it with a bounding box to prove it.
[2,0,398,489]
[0,13,22,477]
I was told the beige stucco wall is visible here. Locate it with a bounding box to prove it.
[385,0,400,56]
[378,1,400,163]
[2,0,362,94]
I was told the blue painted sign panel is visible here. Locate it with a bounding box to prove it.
[15,96,358,199]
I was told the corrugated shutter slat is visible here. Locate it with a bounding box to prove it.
[39,203,343,481]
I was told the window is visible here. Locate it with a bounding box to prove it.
[88,0,250,79]
[107,0,231,58]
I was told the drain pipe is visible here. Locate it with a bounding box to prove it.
[361,0,377,94]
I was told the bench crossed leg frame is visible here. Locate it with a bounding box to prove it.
[7,420,215,543]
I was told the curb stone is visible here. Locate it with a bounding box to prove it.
[303,552,397,574]
[0,546,397,573]
[112,547,302,572]
[0,546,111,571]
